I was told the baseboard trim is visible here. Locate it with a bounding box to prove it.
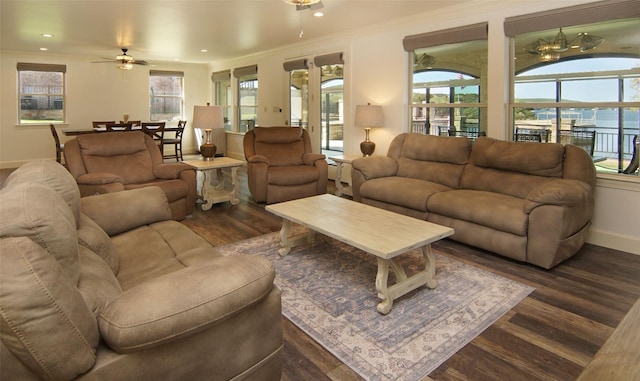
[586,228,640,255]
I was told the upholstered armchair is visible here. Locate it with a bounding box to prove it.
[243,127,328,204]
[64,131,197,220]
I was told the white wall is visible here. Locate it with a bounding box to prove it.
[1,51,210,168]
[1,0,638,254]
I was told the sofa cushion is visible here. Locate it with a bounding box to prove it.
[77,132,156,184]
[461,164,557,200]
[469,137,564,177]
[125,179,188,203]
[4,160,81,226]
[427,190,529,236]
[98,255,275,353]
[0,182,80,282]
[112,220,222,290]
[360,177,451,212]
[268,166,320,186]
[253,128,305,166]
[77,212,119,274]
[77,245,122,318]
[0,237,99,380]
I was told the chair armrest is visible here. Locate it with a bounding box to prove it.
[80,187,173,236]
[76,172,123,185]
[153,163,194,180]
[302,153,326,166]
[352,156,399,180]
[98,255,276,353]
[247,155,270,165]
[524,179,592,213]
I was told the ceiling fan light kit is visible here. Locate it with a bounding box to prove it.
[92,48,149,70]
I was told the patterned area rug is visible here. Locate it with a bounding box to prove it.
[216,231,534,381]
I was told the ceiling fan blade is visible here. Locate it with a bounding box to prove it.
[91,60,117,63]
[132,60,149,65]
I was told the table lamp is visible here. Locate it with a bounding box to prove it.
[355,103,384,156]
[193,104,223,161]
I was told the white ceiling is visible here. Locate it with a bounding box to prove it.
[1,0,472,65]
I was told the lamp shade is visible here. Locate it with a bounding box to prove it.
[192,105,224,129]
[355,104,384,128]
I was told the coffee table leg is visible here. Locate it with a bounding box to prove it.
[375,244,438,314]
[201,169,214,211]
[277,219,318,257]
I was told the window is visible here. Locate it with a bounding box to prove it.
[17,63,66,124]
[234,65,258,132]
[404,23,488,138]
[315,53,344,155]
[506,1,639,176]
[212,70,232,131]
[284,59,310,129]
[149,70,184,121]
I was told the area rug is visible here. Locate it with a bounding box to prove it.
[216,231,534,381]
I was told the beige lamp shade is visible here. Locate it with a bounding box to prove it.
[193,105,224,160]
[355,104,383,157]
[354,104,384,128]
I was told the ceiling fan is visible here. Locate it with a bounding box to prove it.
[92,48,149,70]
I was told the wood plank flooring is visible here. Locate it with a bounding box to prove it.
[183,168,640,381]
[3,166,639,380]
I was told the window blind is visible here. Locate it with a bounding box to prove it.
[17,62,66,73]
[402,22,488,52]
[211,70,231,82]
[149,70,184,77]
[504,0,639,37]
[313,52,343,67]
[233,65,258,78]
[283,59,309,71]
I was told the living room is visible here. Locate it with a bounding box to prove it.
[0,0,639,379]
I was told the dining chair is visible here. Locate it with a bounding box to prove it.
[121,120,141,127]
[162,120,186,162]
[142,122,166,154]
[92,120,115,130]
[106,122,133,132]
[49,124,64,164]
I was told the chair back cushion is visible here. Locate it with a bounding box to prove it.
[389,133,471,189]
[77,132,156,183]
[249,127,307,166]
[461,137,565,199]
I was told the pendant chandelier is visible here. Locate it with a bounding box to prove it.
[526,28,604,62]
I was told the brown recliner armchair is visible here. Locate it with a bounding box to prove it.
[64,131,196,220]
[243,127,328,204]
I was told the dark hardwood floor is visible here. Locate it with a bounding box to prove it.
[184,168,640,381]
[3,165,639,380]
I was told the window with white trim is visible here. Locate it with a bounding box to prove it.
[149,70,184,121]
[18,63,66,124]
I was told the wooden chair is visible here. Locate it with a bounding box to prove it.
[106,122,133,132]
[162,120,186,162]
[49,124,64,164]
[92,120,115,130]
[142,122,166,154]
[121,120,141,127]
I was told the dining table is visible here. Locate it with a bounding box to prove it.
[62,125,181,136]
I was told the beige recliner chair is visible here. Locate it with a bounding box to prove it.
[0,160,283,380]
[243,127,328,204]
[64,131,197,220]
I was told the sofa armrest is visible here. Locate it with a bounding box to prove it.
[80,187,173,236]
[247,155,270,165]
[524,179,593,213]
[153,163,194,180]
[76,172,123,185]
[302,153,326,166]
[98,255,275,353]
[351,156,398,180]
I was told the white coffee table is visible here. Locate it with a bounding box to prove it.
[183,157,245,210]
[266,194,454,314]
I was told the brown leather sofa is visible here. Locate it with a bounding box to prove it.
[0,160,283,380]
[64,131,197,220]
[243,127,328,204]
[352,134,596,269]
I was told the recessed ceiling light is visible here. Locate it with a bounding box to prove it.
[313,11,323,17]
[40,47,48,51]
[201,49,208,53]
[41,33,53,38]
[174,58,180,61]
